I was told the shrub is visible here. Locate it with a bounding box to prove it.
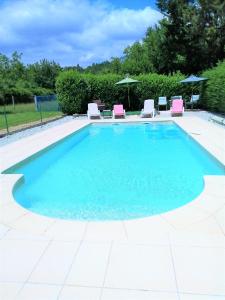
[136,73,188,107]
[56,71,195,113]
[56,71,90,114]
[201,61,225,113]
[84,73,122,109]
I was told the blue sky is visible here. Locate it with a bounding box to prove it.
[94,0,157,10]
[0,0,162,67]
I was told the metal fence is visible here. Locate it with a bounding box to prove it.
[0,95,62,137]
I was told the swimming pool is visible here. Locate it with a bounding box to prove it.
[5,122,224,221]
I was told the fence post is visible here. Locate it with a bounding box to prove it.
[12,95,15,111]
[3,100,9,135]
[39,99,43,125]
[34,95,38,111]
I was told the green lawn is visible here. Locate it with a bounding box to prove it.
[100,110,140,118]
[0,103,62,131]
[126,111,140,115]
[0,103,141,132]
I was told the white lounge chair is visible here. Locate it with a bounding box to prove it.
[87,103,101,119]
[140,99,155,118]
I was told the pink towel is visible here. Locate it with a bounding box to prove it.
[171,99,183,112]
[114,105,124,115]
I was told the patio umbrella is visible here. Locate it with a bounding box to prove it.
[180,75,208,84]
[180,75,208,106]
[115,76,139,108]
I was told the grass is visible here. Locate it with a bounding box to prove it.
[126,111,140,115]
[0,103,141,132]
[101,110,140,117]
[0,102,62,131]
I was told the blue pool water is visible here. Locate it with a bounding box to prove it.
[5,122,225,221]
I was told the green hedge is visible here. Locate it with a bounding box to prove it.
[201,61,225,113]
[56,71,197,114]
[56,71,91,114]
[136,73,187,107]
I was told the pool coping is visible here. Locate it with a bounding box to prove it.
[0,116,224,239]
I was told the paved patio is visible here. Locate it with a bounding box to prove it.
[0,112,224,299]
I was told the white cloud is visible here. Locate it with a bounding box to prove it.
[0,0,162,66]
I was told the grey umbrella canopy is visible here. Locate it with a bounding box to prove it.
[115,76,139,108]
[180,75,208,83]
[180,75,208,104]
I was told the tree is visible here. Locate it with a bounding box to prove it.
[0,52,26,103]
[27,59,61,90]
[143,26,167,73]
[82,0,224,76]
[122,42,151,75]
[84,61,111,74]
[110,57,122,74]
[0,53,55,104]
[9,52,25,81]
[156,0,225,74]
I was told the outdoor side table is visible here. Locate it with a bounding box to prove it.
[102,110,112,118]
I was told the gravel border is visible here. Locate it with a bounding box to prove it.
[0,116,75,147]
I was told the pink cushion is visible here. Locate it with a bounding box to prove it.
[171,99,183,112]
[114,105,124,115]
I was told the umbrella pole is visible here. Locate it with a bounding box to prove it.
[191,85,194,109]
[128,85,130,108]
